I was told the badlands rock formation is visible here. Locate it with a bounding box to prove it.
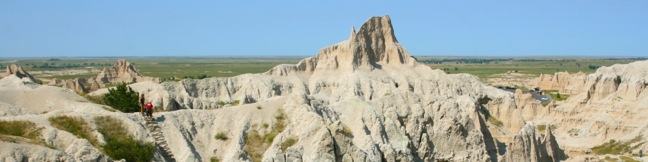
[0,16,574,162]
[121,16,564,161]
[532,72,588,95]
[51,59,157,93]
[95,59,157,84]
[5,64,37,83]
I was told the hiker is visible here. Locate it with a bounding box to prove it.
[139,94,146,115]
[144,101,154,118]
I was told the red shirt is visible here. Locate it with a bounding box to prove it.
[144,103,153,110]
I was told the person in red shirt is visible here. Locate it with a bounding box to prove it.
[144,101,154,118]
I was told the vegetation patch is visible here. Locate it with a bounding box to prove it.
[95,116,155,162]
[546,90,569,101]
[210,156,220,162]
[49,116,97,146]
[280,137,298,152]
[0,120,44,145]
[84,94,105,105]
[487,116,504,127]
[217,100,240,107]
[479,108,504,127]
[244,110,287,162]
[103,83,140,113]
[592,136,643,155]
[214,132,228,141]
[337,124,354,137]
[619,156,639,162]
[536,124,557,133]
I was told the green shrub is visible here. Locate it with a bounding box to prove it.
[548,91,569,101]
[49,116,97,146]
[103,83,140,112]
[0,120,43,143]
[210,156,220,162]
[280,137,298,152]
[95,116,155,162]
[215,132,228,141]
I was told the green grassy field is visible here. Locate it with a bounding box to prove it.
[0,57,301,80]
[418,57,644,78]
[1,57,644,80]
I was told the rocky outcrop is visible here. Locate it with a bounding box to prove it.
[5,64,36,83]
[267,16,417,75]
[579,61,648,102]
[505,124,565,162]
[532,72,587,95]
[53,59,157,94]
[493,60,648,161]
[95,59,157,84]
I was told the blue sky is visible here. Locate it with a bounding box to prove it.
[1,0,647,57]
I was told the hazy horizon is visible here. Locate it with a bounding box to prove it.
[1,0,647,57]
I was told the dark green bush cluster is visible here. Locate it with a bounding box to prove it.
[103,83,140,113]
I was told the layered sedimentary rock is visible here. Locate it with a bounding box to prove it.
[95,59,157,84]
[490,60,648,161]
[52,59,157,94]
[532,72,588,95]
[504,124,565,162]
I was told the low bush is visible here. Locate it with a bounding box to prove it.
[95,116,155,162]
[49,116,97,146]
[215,132,228,141]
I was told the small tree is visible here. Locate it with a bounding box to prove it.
[103,82,140,113]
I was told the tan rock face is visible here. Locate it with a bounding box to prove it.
[532,72,588,95]
[267,16,417,75]
[52,59,157,94]
[505,124,565,162]
[490,60,648,161]
[95,59,153,84]
[5,64,36,82]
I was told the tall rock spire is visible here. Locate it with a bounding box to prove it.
[310,15,417,72]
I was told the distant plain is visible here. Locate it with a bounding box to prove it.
[0,56,645,81]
